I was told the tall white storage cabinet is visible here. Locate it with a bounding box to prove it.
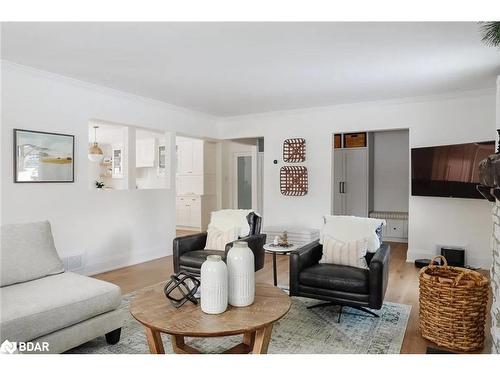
[176,137,217,231]
[332,133,370,217]
[333,148,369,217]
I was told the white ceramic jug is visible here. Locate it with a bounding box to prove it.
[227,241,255,307]
[200,255,228,314]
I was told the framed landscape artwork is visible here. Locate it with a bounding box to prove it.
[14,129,75,183]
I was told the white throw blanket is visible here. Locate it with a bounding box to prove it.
[208,209,254,237]
[320,215,386,253]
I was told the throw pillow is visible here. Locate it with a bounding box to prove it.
[205,226,239,251]
[319,236,368,269]
[320,215,385,253]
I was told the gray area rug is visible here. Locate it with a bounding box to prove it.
[68,286,411,354]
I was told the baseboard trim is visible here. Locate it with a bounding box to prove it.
[406,248,492,269]
[83,247,171,276]
[383,237,408,243]
[176,225,202,231]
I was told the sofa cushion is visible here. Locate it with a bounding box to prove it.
[0,272,121,343]
[1,221,64,287]
[299,263,370,294]
[180,249,225,269]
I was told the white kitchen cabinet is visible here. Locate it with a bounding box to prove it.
[177,140,194,174]
[176,137,217,230]
[191,141,204,175]
[176,138,216,195]
[177,175,203,195]
[176,138,205,175]
[176,195,214,230]
[176,197,191,227]
[136,138,156,168]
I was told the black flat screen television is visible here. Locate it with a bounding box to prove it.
[411,141,495,199]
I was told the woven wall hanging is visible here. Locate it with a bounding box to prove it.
[283,138,306,162]
[280,166,308,196]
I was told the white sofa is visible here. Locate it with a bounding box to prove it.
[0,221,125,353]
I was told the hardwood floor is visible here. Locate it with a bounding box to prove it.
[175,228,200,237]
[93,240,492,354]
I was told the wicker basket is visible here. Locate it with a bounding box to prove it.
[419,255,489,352]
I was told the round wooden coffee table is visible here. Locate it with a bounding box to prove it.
[130,283,291,354]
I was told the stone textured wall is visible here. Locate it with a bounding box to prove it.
[491,200,500,353]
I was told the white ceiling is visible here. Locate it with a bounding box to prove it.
[2,22,500,116]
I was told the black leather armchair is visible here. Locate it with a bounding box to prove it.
[173,212,266,277]
[289,240,390,321]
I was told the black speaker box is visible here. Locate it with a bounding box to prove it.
[440,247,465,267]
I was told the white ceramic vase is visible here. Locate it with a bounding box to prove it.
[227,241,255,307]
[200,255,228,314]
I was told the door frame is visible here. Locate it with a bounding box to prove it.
[331,128,411,217]
[232,148,258,209]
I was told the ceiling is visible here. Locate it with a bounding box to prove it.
[2,22,500,117]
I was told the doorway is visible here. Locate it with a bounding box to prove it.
[221,137,263,215]
[331,129,410,243]
[233,152,253,209]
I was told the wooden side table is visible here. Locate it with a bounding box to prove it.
[130,283,291,354]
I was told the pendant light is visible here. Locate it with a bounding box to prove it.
[88,126,104,162]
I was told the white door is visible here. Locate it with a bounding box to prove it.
[332,149,345,215]
[344,148,368,217]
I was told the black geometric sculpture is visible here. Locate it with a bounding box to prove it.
[163,272,200,308]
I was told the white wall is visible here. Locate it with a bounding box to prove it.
[2,60,497,271]
[1,62,217,275]
[372,130,409,212]
[216,90,497,268]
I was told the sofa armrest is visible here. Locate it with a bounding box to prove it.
[225,234,267,272]
[289,240,322,295]
[368,243,390,309]
[173,232,208,273]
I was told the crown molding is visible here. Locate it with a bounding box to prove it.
[0,60,218,122]
[219,87,496,123]
[2,59,496,124]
